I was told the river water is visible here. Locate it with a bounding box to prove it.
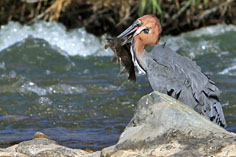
[0,22,235,150]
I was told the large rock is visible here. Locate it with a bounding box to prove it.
[102,91,236,157]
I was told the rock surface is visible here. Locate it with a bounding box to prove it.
[33,132,50,139]
[102,91,236,157]
[0,148,28,157]
[0,136,98,157]
[0,91,235,157]
[16,138,92,157]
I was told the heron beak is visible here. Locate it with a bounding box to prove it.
[117,22,140,45]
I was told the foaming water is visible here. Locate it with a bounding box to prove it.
[160,24,236,76]
[0,22,236,77]
[0,21,111,56]
[0,22,235,150]
[161,24,236,58]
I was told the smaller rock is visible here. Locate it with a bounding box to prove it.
[15,138,90,157]
[33,132,50,139]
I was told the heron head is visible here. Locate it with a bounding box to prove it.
[118,15,162,47]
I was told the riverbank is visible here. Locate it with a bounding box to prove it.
[1,91,235,157]
[1,0,236,36]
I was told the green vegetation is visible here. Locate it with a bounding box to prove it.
[0,0,235,35]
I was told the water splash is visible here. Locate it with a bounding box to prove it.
[0,21,112,56]
[1,22,236,58]
[0,22,236,76]
[180,24,236,37]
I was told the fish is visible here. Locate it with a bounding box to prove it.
[104,37,136,82]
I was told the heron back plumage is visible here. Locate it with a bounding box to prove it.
[143,45,226,127]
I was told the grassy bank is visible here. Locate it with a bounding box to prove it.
[0,0,235,36]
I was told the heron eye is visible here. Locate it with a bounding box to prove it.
[143,28,149,34]
[136,20,142,26]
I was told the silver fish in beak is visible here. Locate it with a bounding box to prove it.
[104,37,136,81]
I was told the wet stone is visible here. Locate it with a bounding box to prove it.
[33,132,50,139]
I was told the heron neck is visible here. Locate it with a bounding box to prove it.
[133,37,146,66]
[130,38,147,74]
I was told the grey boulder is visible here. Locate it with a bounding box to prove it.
[102,91,236,157]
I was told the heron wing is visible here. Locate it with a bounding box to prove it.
[144,45,226,127]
